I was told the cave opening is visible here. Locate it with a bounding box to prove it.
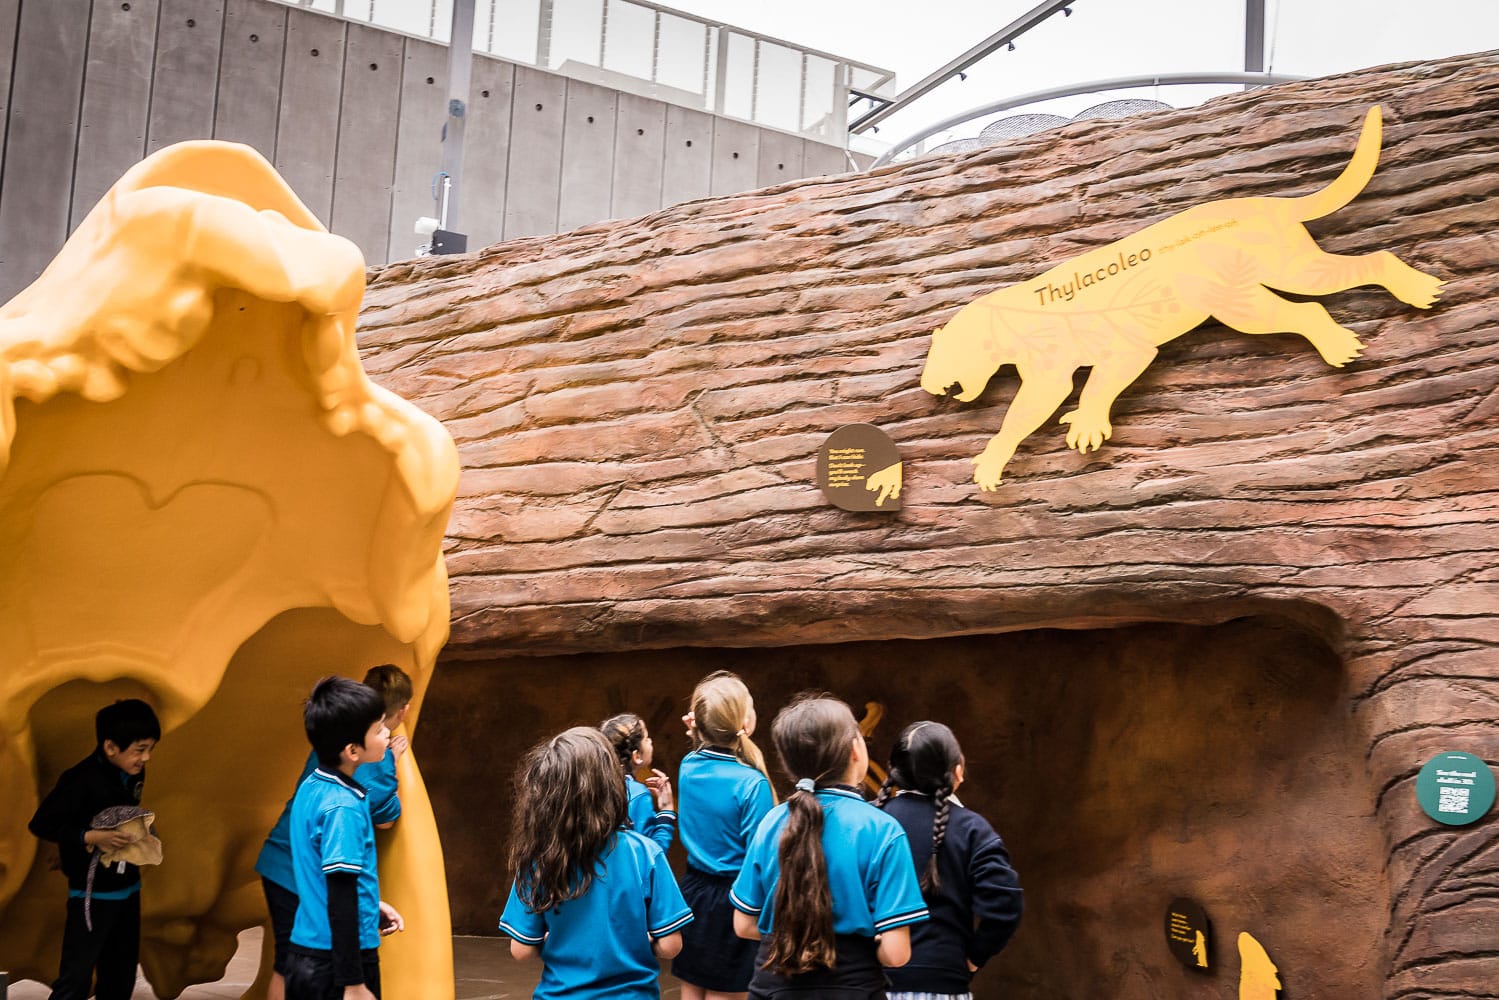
[420,614,1386,999]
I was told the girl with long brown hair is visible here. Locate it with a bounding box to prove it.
[500,727,693,999]
[673,671,776,1000]
[729,695,928,999]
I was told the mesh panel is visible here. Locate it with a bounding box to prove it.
[978,113,1071,140]
[927,137,991,156]
[1072,98,1172,121]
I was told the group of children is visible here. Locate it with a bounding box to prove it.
[27,666,414,1000]
[500,670,1025,1000]
[27,667,1023,1000]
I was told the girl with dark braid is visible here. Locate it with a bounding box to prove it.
[875,722,1023,1000]
[729,695,929,999]
[602,713,676,851]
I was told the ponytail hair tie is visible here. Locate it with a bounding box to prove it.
[795,778,816,793]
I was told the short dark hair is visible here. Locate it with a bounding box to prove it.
[361,664,414,716]
[305,677,386,769]
[96,699,161,750]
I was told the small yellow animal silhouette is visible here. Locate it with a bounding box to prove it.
[920,106,1444,491]
[1238,932,1282,999]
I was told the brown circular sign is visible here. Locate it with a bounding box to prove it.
[816,424,902,511]
[1165,897,1212,972]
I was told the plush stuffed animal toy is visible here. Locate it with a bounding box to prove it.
[84,805,163,930]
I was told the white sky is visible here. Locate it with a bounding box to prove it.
[661,0,1499,155]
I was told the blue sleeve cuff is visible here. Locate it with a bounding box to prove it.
[649,911,694,938]
[728,889,760,915]
[499,920,545,944]
[873,907,930,932]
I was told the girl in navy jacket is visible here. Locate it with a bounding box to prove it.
[875,721,1023,998]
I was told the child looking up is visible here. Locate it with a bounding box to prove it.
[730,695,928,1000]
[500,727,693,1000]
[284,677,405,1000]
[874,721,1023,999]
[29,698,161,1000]
[255,665,411,1000]
[674,671,775,1000]
[601,713,676,851]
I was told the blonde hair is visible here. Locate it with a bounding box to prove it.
[690,670,772,786]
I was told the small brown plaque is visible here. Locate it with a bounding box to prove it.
[816,424,902,511]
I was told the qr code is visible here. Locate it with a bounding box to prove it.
[1439,787,1471,814]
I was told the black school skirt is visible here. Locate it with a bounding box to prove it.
[671,866,760,992]
[748,933,888,1000]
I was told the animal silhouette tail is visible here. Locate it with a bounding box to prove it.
[1285,105,1382,221]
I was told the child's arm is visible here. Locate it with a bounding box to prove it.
[875,926,912,968]
[28,772,88,849]
[967,825,1024,968]
[327,871,374,995]
[732,908,761,941]
[651,932,683,959]
[360,749,402,830]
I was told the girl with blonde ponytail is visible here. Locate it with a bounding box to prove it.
[729,695,928,1000]
[674,671,777,1000]
[875,721,1023,1000]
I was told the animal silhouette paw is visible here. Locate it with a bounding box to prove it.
[1391,270,1445,309]
[972,451,1010,492]
[1311,328,1364,368]
[1060,410,1113,453]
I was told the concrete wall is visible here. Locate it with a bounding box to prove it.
[0,0,858,302]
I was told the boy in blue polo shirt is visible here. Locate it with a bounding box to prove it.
[256,665,411,1000]
[285,677,405,1000]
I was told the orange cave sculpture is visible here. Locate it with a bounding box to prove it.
[0,141,460,997]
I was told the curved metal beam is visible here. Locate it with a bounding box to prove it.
[869,72,1305,168]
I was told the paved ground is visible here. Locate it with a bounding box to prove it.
[7,928,686,999]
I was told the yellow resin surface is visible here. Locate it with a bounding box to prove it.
[0,141,460,998]
[920,106,1444,491]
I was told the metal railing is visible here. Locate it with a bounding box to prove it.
[279,0,895,142]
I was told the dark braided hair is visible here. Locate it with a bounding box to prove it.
[600,713,646,774]
[878,721,963,896]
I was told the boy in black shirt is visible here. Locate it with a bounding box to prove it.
[28,698,161,1000]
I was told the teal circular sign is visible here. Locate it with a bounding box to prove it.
[1417,751,1496,826]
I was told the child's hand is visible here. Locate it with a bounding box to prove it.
[86,829,136,852]
[390,734,410,763]
[645,769,674,812]
[681,711,696,740]
[378,900,405,935]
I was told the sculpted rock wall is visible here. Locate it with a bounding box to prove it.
[361,52,1499,998]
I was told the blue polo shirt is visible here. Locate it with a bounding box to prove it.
[625,774,675,852]
[254,748,400,893]
[288,768,382,951]
[730,786,928,938]
[677,748,774,874]
[499,829,693,1000]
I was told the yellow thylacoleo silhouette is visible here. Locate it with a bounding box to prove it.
[920,105,1444,492]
